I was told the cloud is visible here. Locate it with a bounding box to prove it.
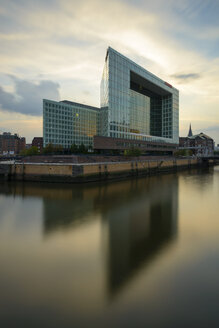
[0,77,60,116]
[180,119,219,144]
[204,125,219,132]
[0,0,218,142]
[202,125,219,143]
[0,110,42,141]
[171,73,201,82]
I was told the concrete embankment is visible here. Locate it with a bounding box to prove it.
[0,157,214,183]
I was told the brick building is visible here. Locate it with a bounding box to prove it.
[0,132,26,155]
[32,137,43,153]
[179,132,214,156]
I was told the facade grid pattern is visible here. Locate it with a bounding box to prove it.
[43,47,179,150]
[100,47,179,144]
[43,100,99,148]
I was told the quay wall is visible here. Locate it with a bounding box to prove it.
[0,158,205,183]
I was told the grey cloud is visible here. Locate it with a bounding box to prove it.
[203,126,219,144]
[0,78,60,116]
[203,125,219,132]
[171,73,201,81]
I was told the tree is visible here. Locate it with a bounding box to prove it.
[174,149,193,157]
[124,147,142,157]
[78,143,88,154]
[70,144,78,153]
[43,143,54,154]
[54,145,63,153]
[42,143,63,154]
[20,146,39,156]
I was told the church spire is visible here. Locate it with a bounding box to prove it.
[188,123,193,137]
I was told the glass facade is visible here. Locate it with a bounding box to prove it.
[43,47,179,150]
[130,89,150,136]
[100,47,179,144]
[43,100,99,148]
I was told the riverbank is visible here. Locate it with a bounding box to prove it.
[0,157,216,183]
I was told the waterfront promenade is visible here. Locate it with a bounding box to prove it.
[0,156,217,183]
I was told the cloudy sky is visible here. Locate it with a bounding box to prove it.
[0,0,218,143]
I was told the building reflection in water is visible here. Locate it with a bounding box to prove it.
[101,175,178,296]
[0,173,179,299]
[41,174,179,296]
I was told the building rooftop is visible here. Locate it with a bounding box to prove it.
[60,100,100,111]
[189,132,213,140]
[107,47,178,93]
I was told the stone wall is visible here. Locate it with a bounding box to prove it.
[0,158,200,183]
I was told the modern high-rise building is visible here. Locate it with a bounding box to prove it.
[43,47,179,154]
[95,47,179,152]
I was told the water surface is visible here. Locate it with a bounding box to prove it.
[0,167,219,327]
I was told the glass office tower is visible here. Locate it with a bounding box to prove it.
[100,47,179,144]
[43,100,99,148]
[43,47,179,152]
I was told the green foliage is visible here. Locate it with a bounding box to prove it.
[124,147,142,157]
[42,143,63,154]
[175,149,193,157]
[214,150,219,155]
[78,143,88,154]
[42,143,54,154]
[70,143,89,154]
[20,146,39,156]
[70,144,79,153]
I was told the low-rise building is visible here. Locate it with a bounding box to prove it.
[214,144,219,152]
[32,137,43,153]
[179,127,214,156]
[0,132,26,155]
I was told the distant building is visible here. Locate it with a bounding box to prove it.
[179,130,214,156]
[0,132,26,155]
[32,137,43,153]
[25,144,32,150]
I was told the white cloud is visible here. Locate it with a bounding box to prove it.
[0,111,42,143]
[0,0,218,142]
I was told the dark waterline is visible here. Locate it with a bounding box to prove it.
[0,167,219,327]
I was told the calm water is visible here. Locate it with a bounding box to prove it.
[0,167,219,328]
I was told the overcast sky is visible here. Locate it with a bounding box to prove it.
[0,0,218,143]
